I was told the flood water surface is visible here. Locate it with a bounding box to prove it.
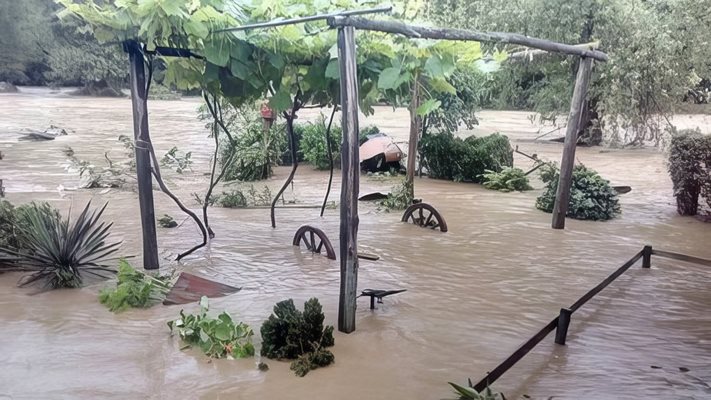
[0,91,710,399]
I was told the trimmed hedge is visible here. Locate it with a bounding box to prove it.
[420,132,514,182]
[536,164,620,221]
[668,130,711,215]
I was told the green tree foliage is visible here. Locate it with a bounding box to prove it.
[667,129,711,215]
[420,132,514,182]
[0,0,126,88]
[427,0,710,145]
[260,298,335,377]
[536,164,621,220]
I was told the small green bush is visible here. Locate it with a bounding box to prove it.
[378,180,414,211]
[297,115,343,170]
[536,164,621,221]
[0,200,60,251]
[359,125,381,145]
[667,129,711,215]
[481,167,533,192]
[216,185,273,208]
[215,105,287,182]
[260,298,335,377]
[99,260,171,312]
[420,132,513,182]
[168,296,255,359]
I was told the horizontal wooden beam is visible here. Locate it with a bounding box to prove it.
[568,250,643,312]
[212,5,392,33]
[509,41,600,60]
[327,16,608,62]
[652,249,711,267]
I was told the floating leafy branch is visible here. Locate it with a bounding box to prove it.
[168,296,255,359]
[99,260,172,312]
[480,167,532,192]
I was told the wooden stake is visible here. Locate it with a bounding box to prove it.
[554,308,572,345]
[642,245,652,268]
[337,26,360,333]
[126,40,160,270]
[551,57,593,229]
[406,75,420,195]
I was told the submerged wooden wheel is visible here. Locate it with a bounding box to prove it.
[401,203,448,232]
[292,225,337,260]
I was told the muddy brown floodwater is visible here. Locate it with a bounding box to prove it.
[1,89,710,400]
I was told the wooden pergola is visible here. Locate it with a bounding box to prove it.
[125,7,608,334]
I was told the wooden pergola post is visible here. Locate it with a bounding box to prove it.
[551,57,594,229]
[336,26,360,333]
[126,40,160,269]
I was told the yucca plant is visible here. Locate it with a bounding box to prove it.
[0,201,121,289]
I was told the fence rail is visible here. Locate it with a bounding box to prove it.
[472,245,711,392]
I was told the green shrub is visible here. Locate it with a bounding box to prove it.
[536,164,621,221]
[0,200,60,251]
[447,382,505,400]
[378,180,414,211]
[157,214,178,228]
[0,201,120,288]
[168,296,255,359]
[260,298,335,377]
[481,167,533,192]
[216,185,273,208]
[99,260,171,312]
[160,146,193,174]
[359,125,381,145]
[215,104,287,182]
[667,129,711,215]
[420,132,513,182]
[297,115,343,170]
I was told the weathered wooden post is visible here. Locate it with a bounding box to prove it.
[406,74,420,195]
[336,25,360,333]
[554,308,572,345]
[551,57,594,229]
[125,40,160,270]
[642,245,653,268]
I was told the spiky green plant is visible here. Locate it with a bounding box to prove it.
[0,201,121,289]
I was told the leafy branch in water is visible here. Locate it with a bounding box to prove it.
[160,146,193,174]
[62,146,127,189]
[447,381,506,400]
[378,180,414,212]
[99,259,172,312]
[260,298,335,377]
[480,167,533,192]
[168,296,255,359]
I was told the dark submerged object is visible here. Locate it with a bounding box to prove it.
[163,272,241,305]
[359,289,407,309]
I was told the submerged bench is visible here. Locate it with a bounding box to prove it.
[359,289,407,309]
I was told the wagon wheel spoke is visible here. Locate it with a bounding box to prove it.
[302,234,312,250]
[425,212,434,226]
[310,231,316,250]
[418,208,424,225]
[316,240,324,253]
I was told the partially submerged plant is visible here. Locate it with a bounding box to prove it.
[0,201,120,289]
[158,214,178,228]
[62,146,127,188]
[536,164,621,221]
[378,180,414,212]
[99,259,172,312]
[168,296,255,359]
[480,167,533,192]
[161,146,193,174]
[218,185,273,208]
[448,381,506,400]
[260,298,335,377]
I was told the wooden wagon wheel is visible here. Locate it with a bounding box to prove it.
[292,225,337,260]
[401,203,448,232]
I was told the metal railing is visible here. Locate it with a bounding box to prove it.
[472,245,711,392]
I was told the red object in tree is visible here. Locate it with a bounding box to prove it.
[260,102,275,120]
